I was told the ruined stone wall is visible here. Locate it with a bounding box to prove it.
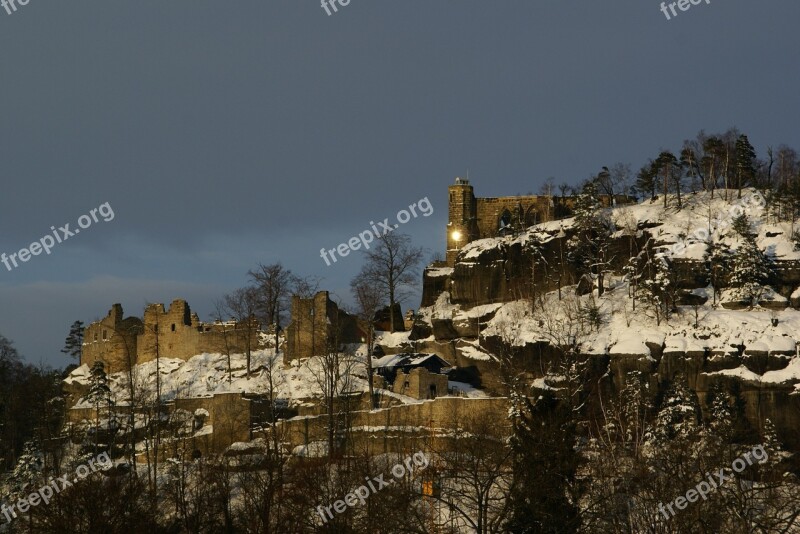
[474,196,552,239]
[446,180,480,266]
[209,392,252,450]
[82,304,142,374]
[284,291,363,362]
[82,300,260,371]
[274,397,510,453]
[137,299,259,363]
[284,292,332,362]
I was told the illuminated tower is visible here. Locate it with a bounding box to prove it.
[446,177,478,266]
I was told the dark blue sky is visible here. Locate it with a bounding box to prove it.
[1,0,799,368]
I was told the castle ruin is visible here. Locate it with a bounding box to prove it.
[283,291,364,362]
[82,299,260,373]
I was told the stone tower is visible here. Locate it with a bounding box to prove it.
[447,177,479,266]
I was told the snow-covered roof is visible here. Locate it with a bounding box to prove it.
[372,353,451,370]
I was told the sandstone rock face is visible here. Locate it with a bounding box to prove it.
[423,224,800,311]
[416,199,800,452]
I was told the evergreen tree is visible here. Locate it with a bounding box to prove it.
[637,252,674,324]
[646,375,700,445]
[731,212,752,237]
[735,134,757,198]
[702,136,725,197]
[703,382,740,463]
[10,440,44,496]
[505,391,580,533]
[729,232,771,306]
[567,181,613,295]
[87,360,115,452]
[61,320,85,360]
[705,239,731,304]
[655,151,681,208]
[758,418,788,472]
[635,160,658,200]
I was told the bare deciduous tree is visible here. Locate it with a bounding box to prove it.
[220,287,260,378]
[355,232,424,332]
[350,276,383,409]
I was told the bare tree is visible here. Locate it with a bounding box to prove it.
[220,286,260,378]
[595,162,631,200]
[248,263,296,357]
[355,232,424,332]
[350,276,383,408]
[306,308,361,459]
[212,300,235,383]
[435,411,514,534]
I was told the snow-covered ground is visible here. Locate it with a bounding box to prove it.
[458,188,800,263]
[68,349,375,408]
[421,189,800,393]
[67,345,489,408]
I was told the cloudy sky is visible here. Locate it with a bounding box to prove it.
[1,0,799,368]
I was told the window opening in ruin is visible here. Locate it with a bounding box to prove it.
[499,209,512,230]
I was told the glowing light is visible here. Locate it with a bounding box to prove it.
[451,230,462,241]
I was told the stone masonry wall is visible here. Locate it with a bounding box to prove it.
[82,300,260,371]
[392,368,449,400]
[82,304,142,374]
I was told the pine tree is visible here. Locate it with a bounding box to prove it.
[704,383,738,461]
[729,233,771,306]
[680,145,702,192]
[61,320,85,360]
[635,160,658,200]
[10,440,44,496]
[705,239,730,305]
[758,418,787,472]
[735,134,757,198]
[637,253,674,324]
[646,375,700,445]
[567,181,613,295]
[702,136,725,197]
[655,151,681,208]
[731,213,752,237]
[87,360,115,452]
[505,391,580,533]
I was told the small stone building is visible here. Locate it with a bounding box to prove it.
[373,353,451,400]
[392,368,449,400]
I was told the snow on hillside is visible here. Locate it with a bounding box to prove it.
[457,189,800,262]
[423,280,800,394]
[423,190,800,390]
[68,349,375,408]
